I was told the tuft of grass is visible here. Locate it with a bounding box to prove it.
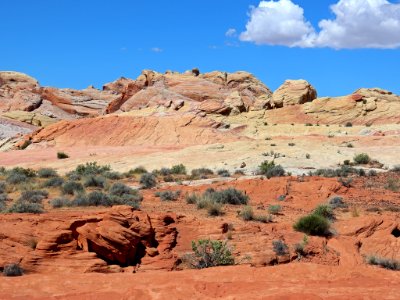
[366,255,400,270]
[155,190,181,201]
[268,205,282,215]
[189,239,234,269]
[272,240,289,256]
[293,213,330,236]
[353,153,371,165]
[3,264,24,276]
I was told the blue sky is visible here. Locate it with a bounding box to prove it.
[1,0,399,96]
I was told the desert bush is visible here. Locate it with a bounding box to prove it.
[83,176,106,188]
[272,240,289,256]
[345,122,353,127]
[329,196,347,209]
[234,170,245,175]
[155,190,181,201]
[312,165,365,178]
[217,169,230,177]
[366,255,400,270]
[368,170,377,177]
[0,200,6,212]
[191,168,214,179]
[206,188,249,205]
[268,205,282,215]
[125,166,147,177]
[6,201,43,213]
[207,202,223,216]
[0,193,7,202]
[258,161,285,179]
[157,168,172,176]
[6,167,36,184]
[71,191,110,207]
[338,177,353,187]
[19,190,49,203]
[109,182,135,197]
[185,193,200,204]
[57,152,69,159]
[140,173,156,189]
[385,178,400,192]
[189,239,234,269]
[65,171,81,181]
[75,162,111,176]
[42,177,64,188]
[0,181,6,194]
[239,206,254,221]
[239,206,272,223]
[108,182,143,203]
[103,171,123,180]
[354,153,370,165]
[293,213,330,236]
[306,153,311,159]
[50,197,72,208]
[37,168,58,178]
[391,165,400,172]
[196,196,214,210]
[314,205,335,220]
[2,264,24,276]
[288,143,295,146]
[171,164,187,175]
[62,181,84,195]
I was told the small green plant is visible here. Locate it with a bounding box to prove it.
[329,196,347,209]
[258,161,285,179]
[140,173,157,189]
[239,206,272,223]
[293,213,330,236]
[353,153,370,165]
[205,188,249,205]
[347,143,354,148]
[306,153,311,159]
[75,162,110,176]
[57,152,69,159]
[191,168,214,179]
[345,122,353,127]
[217,169,230,177]
[272,240,289,256]
[288,143,295,147]
[185,193,200,204]
[314,205,335,220]
[0,181,6,194]
[385,178,400,192]
[19,190,49,203]
[189,239,234,269]
[103,171,123,180]
[268,205,282,215]
[207,202,223,216]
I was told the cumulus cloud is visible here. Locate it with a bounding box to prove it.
[239,0,400,49]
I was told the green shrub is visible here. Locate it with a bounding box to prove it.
[71,191,111,207]
[62,181,84,195]
[19,190,49,203]
[140,173,157,189]
[329,196,347,209]
[272,240,289,256]
[57,152,69,159]
[196,196,214,210]
[338,177,353,187]
[65,171,81,181]
[50,197,72,208]
[3,264,24,276]
[306,154,311,159]
[258,161,285,178]
[345,122,353,127]
[191,168,214,179]
[6,167,36,184]
[314,205,335,220]
[185,193,200,204]
[391,165,400,172]
[109,182,134,196]
[108,182,143,202]
[293,213,330,236]
[385,178,400,192]
[240,206,272,223]
[37,168,58,178]
[103,171,123,180]
[217,169,230,177]
[0,181,6,194]
[171,164,187,175]
[206,188,249,205]
[6,201,44,214]
[368,170,377,177]
[125,166,147,177]
[83,176,106,188]
[354,153,370,165]
[207,202,223,216]
[75,162,110,176]
[366,256,400,270]
[0,193,7,202]
[268,205,282,215]
[6,173,28,185]
[312,165,365,178]
[42,177,64,188]
[190,239,234,269]
[155,190,181,201]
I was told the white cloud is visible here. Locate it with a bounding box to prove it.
[240,0,400,49]
[151,47,163,53]
[225,28,238,37]
[239,0,316,47]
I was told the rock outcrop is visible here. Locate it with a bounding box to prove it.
[272,79,317,107]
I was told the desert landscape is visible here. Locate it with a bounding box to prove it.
[0,68,399,299]
[2,0,400,298]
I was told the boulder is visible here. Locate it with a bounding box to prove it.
[272,80,317,107]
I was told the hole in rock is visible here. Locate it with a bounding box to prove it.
[163,216,175,226]
[391,227,400,238]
